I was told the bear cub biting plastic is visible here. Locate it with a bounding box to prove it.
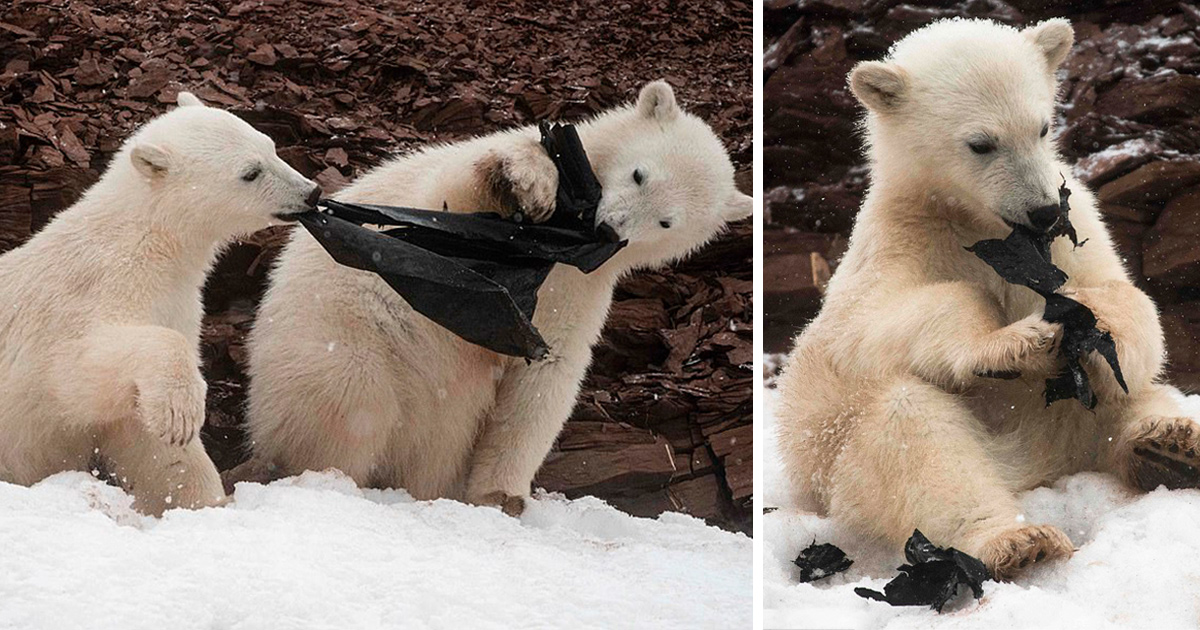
[0,93,319,516]
[239,80,752,515]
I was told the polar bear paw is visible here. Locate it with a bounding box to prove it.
[990,315,1062,376]
[1124,416,1200,491]
[476,141,558,223]
[470,490,527,517]
[977,524,1074,581]
[136,375,207,447]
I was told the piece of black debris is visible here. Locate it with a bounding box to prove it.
[295,122,625,360]
[793,540,853,583]
[854,529,990,612]
[966,179,1126,409]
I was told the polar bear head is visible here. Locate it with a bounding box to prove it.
[588,81,752,268]
[120,92,320,239]
[849,19,1074,231]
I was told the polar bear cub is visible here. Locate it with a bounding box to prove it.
[777,18,1195,580]
[0,93,319,516]
[241,81,751,514]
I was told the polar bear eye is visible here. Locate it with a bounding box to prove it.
[633,169,645,186]
[968,139,995,155]
[1040,123,1050,138]
[241,166,262,182]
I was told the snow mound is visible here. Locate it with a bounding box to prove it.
[764,389,1200,630]
[0,471,750,629]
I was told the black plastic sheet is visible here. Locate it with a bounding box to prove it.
[854,530,990,612]
[295,122,625,360]
[966,182,1127,409]
[793,541,854,583]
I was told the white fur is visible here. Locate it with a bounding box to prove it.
[0,93,319,516]
[777,19,1189,580]
[240,81,751,511]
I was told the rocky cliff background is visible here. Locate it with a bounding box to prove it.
[765,0,1200,395]
[0,0,752,532]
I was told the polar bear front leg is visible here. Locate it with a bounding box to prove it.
[465,354,589,516]
[98,416,225,516]
[50,324,207,446]
[861,282,1062,388]
[1063,279,1165,400]
[49,324,222,515]
[470,138,559,223]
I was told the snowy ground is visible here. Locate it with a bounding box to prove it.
[764,388,1200,630]
[0,471,750,630]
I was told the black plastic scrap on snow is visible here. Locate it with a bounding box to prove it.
[294,122,625,361]
[793,540,853,583]
[965,180,1127,409]
[854,530,990,612]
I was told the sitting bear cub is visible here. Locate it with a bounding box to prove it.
[240,80,752,514]
[776,19,1197,580]
[0,93,319,515]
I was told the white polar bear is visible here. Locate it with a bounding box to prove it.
[240,81,752,514]
[0,93,320,516]
[776,18,1196,580]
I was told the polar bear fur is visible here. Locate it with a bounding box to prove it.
[0,93,319,516]
[241,81,751,514]
[776,18,1197,580]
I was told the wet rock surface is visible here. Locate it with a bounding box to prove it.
[1,0,751,531]
[765,2,1200,392]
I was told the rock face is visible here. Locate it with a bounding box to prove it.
[765,2,1200,393]
[1,0,752,532]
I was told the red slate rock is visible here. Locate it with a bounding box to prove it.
[247,44,277,67]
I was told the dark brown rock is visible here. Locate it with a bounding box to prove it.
[1098,160,1200,210]
[1096,75,1200,123]
[535,439,677,499]
[1161,302,1200,377]
[763,229,844,353]
[668,474,727,520]
[1143,187,1200,283]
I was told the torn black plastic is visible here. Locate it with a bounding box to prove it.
[854,529,990,612]
[295,122,625,360]
[793,541,853,583]
[966,181,1127,409]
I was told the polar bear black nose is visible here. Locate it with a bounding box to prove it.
[306,185,322,208]
[1027,204,1059,233]
[596,221,621,243]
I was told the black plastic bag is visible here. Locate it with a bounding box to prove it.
[295,122,625,360]
[793,541,854,583]
[966,181,1126,409]
[854,530,990,612]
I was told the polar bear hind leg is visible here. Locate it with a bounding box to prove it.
[828,376,1073,580]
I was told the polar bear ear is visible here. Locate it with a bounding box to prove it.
[131,143,172,179]
[637,80,680,123]
[1023,19,1074,70]
[849,61,908,113]
[723,191,753,222]
[177,91,205,108]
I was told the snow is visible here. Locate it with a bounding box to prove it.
[1070,137,1167,183]
[763,388,1200,630]
[0,471,750,629]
